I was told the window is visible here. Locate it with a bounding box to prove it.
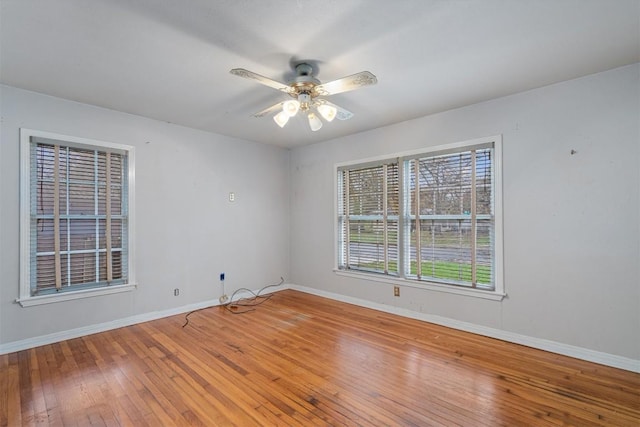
[19,129,136,306]
[337,136,503,298]
[337,162,399,275]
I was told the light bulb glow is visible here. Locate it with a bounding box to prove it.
[273,111,289,128]
[282,100,300,117]
[317,104,337,122]
[308,112,323,131]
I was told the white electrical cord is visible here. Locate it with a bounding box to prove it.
[219,279,228,304]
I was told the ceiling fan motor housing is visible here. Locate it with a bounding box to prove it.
[295,63,313,76]
[290,63,320,97]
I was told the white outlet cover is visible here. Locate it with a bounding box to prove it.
[229,192,235,202]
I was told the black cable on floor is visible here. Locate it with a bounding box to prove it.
[182,277,284,327]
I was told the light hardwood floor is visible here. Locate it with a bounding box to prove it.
[1,290,639,426]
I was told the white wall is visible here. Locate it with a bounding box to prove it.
[0,85,290,345]
[2,64,638,366]
[289,64,640,361]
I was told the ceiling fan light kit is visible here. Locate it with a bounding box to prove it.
[230,62,377,132]
[317,104,337,122]
[307,112,323,131]
[273,111,290,128]
[283,99,300,117]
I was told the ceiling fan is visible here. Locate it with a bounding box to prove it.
[230,63,377,131]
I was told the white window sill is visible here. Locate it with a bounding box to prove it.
[334,270,505,301]
[16,283,137,307]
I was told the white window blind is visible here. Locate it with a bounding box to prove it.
[20,130,133,305]
[337,138,499,292]
[405,148,493,288]
[338,162,399,274]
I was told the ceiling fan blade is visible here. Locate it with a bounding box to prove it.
[313,71,377,96]
[230,68,295,94]
[315,99,354,121]
[252,101,284,118]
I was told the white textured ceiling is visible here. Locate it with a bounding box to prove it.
[1,0,639,148]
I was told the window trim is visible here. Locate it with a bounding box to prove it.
[334,135,504,300]
[18,128,137,307]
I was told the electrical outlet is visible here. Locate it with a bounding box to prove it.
[174,288,180,296]
[393,286,400,297]
[220,273,225,281]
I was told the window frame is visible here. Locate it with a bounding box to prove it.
[334,135,504,300]
[18,129,136,307]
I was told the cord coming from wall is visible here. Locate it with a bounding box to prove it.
[182,277,285,328]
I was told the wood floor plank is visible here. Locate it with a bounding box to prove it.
[4,354,21,427]
[0,356,8,427]
[1,289,639,426]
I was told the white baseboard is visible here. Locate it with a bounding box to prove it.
[2,283,638,374]
[288,284,640,373]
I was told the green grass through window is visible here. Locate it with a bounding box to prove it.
[356,260,491,285]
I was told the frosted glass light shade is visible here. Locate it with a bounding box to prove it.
[317,104,337,122]
[308,113,323,131]
[274,111,290,128]
[282,100,300,117]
